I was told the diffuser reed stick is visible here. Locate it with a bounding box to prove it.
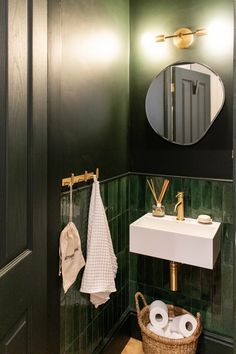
[159,179,170,203]
[147,178,170,205]
[147,179,159,205]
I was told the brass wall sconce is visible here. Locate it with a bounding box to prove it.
[155,27,207,48]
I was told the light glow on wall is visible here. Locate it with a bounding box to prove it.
[87,31,121,62]
[205,19,233,54]
[74,30,121,65]
[141,32,168,60]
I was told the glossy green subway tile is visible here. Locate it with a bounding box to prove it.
[60,290,66,354]
[116,253,123,290]
[153,286,176,305]
[172,292,191,312]
[221,264,233,306]
[182,178,192,217]
[135,282,152,305]
[129,253,138,281]
[165,176,177,202]
[191,266,201,300]
[109,217,119,255]
[113,293,119,325]
[78,294,88,333]
[211,259,222,333]
[120,211,129,251]
[129,175,139,209]
[129,280,138,309]
[222,305,234,337]
[222,182,233,224]
[191,180,215,218]
[117,288,124,319]
[64,293,76,351]
[107,179,119,220]
[124,282,129,310]
[201,180,213,210]
[143,255,154,287]
[162,259,171,290]
[190,180,203,214]
[201,268,213,302]
[129,208,146,223]
[211,181,223,220]
[199,300,212,331]
[65,337,79,354]
[117,214,124,254]
[170,177,183,201]
[136,254,147,284]
[129,175,146,210]
[153,258,163,288]
[191,298,205,318]
[180,264,192,297]
[118,176,129,213]
[222,223,234,266]
[92,315,103,351]
[79,329,88,354]
[61,173,233,353]
[86,323,93,353]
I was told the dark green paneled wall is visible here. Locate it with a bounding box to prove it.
[130,0,234,179]
[60,0,129,179]
[48,1,129,352]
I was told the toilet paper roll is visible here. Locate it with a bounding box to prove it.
[163,321,172,338]
[149,300,168,328]
[147,323,164,336]
[170,314,197,337]
[171,332,184,339]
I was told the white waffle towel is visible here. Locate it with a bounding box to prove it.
[80,176,117,307]
[59,221,85,293]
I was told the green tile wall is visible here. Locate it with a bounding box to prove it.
[129,174,233,338]
[60,173,233,354]
[60,176,130,354]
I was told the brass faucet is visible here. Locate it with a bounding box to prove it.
[174,192,185,221]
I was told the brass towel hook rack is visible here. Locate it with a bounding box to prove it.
[62,168,99,187]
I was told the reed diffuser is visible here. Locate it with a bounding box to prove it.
[147,178,169,217]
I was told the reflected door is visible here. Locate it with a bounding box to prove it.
[172,66,211,144]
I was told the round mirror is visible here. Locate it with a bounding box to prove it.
[145,62,225,145]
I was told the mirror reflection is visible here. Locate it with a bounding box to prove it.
[145,62,225,145]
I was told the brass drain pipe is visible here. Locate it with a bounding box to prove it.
[170,261,179,291]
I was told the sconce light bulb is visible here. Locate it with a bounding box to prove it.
[155,34,165,43]
[195,28,207,36]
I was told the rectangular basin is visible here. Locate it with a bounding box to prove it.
[130,213,221,269]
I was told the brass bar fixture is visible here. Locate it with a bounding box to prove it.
[155,27,207,48]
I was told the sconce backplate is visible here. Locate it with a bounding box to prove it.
[173,27,194,48]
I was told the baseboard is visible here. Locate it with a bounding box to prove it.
[197,330,233,354]
[99,310,234,354]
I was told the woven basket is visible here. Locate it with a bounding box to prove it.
[135,292,202,354]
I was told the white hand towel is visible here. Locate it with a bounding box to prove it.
[59,221,85,293]
[80,176,117,307]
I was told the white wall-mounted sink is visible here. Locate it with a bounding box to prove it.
[130,213,221,269]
